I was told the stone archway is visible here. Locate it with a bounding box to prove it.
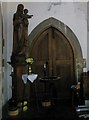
[28,17,84,82]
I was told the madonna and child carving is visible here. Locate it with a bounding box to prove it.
[11,4,33,63]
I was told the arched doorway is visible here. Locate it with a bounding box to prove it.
[28,17,84,101]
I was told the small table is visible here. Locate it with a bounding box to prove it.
[22,74,38,110]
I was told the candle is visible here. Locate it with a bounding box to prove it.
[43,63,46,76]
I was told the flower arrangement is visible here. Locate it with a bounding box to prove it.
[25,58,34,74]
[25,58,34,64]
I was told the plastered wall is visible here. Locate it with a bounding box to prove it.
[2,2,87,103]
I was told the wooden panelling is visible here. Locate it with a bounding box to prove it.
[30,27,75,100]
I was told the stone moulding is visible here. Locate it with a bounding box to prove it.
[28,17,85,82]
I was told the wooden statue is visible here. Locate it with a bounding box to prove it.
[11,4,33,63]
[9,4,33,103]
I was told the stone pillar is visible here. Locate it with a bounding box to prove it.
[0,2,3,120]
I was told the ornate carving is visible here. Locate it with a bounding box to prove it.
[11,4,33,63]
[8,4,33,106]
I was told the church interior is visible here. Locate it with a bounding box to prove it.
[0,1,89,120]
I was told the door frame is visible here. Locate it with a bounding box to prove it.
[28,17,84,82]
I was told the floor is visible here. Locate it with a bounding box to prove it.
[2,99,88,120]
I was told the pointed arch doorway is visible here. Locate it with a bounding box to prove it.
[28,17,83,100]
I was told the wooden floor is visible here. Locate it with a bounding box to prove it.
[2,99,87,120]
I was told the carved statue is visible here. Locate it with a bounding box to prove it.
[11,4,33,63]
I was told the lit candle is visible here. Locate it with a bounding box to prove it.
[43,63,46,76]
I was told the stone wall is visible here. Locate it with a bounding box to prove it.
[0,2,2,119]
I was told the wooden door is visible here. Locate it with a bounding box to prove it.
[30,27,75,100]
